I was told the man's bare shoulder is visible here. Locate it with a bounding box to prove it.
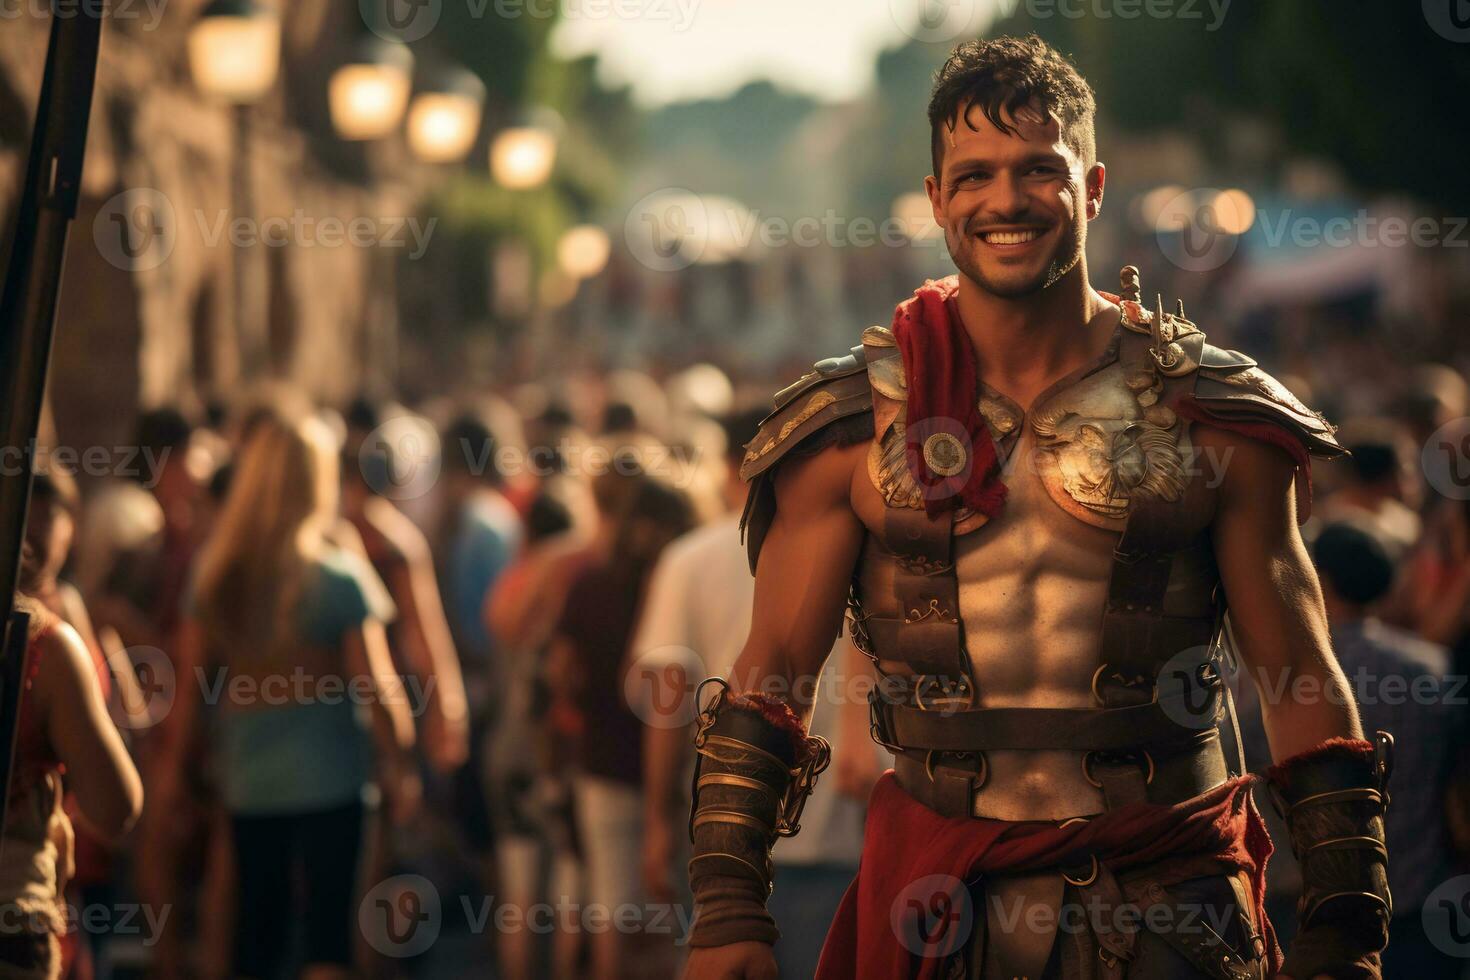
[1190,421,1300,526]
[1191,422,1299,479]
[771,437,869,516]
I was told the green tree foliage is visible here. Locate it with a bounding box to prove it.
[994,4,1469,210]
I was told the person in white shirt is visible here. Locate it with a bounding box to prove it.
[629,408,887,979]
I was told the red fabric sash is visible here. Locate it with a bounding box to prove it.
[890,275,1007,518]
[815,772,1280,980]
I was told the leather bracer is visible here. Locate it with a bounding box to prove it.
[686,679,830,947]
[1266,733,1393,979]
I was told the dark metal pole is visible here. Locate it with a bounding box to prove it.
[0,2,106,839]
[232,103,266,379]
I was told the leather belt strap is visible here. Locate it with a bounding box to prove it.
[1065,857,1135,974]
[893,733,1230,819]
[877,698,1203,753]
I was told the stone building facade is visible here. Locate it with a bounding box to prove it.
[0,1,411,455]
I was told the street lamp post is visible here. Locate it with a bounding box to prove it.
[328,29,415,395]
[188,0,280,384]
[486,110,561,373]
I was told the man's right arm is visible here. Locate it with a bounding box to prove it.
[729,440,868,709]
[683,440,866,980]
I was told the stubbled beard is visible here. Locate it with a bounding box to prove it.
[946,224,1084,299]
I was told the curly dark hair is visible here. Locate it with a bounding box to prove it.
[928,34,1097,178]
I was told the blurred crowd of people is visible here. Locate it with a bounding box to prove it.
[3,333,1469,979]
[5,364,883,980]
[1239,357,1470,979]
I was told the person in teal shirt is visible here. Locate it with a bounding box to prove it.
[166,412,416,979]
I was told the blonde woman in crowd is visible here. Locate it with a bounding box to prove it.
[161,413,417,980]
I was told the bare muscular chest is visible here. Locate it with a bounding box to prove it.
[851,429,1115,708]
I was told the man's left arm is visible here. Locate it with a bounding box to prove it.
[1202,425,1361,753]
[1202,424,1391,980]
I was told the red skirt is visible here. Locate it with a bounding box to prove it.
[814,772,1280,980]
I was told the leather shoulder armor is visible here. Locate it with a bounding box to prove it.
[1189,342,1345,459]
[738,343,874,572]
[738,342,871,481]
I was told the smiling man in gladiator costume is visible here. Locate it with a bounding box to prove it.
[683,34,1391,980]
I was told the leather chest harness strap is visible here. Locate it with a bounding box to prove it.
[863,327,1234,817]
[883,504,968,685]
[1088,328,1225,810]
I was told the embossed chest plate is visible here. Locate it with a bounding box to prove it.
[863,316,1193,533]
[1029,354,1189,530]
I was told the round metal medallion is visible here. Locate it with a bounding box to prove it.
[922,432,967,477]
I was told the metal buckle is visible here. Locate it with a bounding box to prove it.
[1091,664,1151,705]
[1373,730,1395,806]
[775,734,831,837]
[913,674,970,711]
[691,676,729,751]
[845,610,876,661]
[1062,855,1100,887]
[868,688,903,753]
